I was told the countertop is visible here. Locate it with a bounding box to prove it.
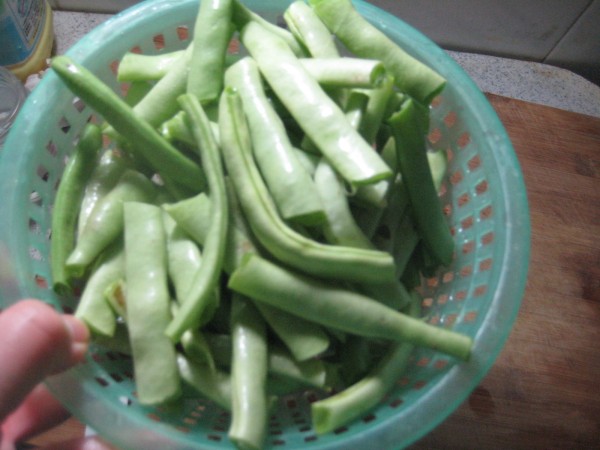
[23,8,600,450]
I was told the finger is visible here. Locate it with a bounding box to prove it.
[42,436,117,450]
[0,384,70,447]
[0,300,89,420]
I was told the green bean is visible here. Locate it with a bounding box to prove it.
[92,321,131,355]
[229,253,472,361]
[180,328,215,369]
[117,50,185,82]
[299,57,387,89]
[187,0,233,103]
[51,56,206,192]
[160,110,196,148]
[284,0,339,58]
[229,294,269,450]
[51,123,102,294]
[357,278,412,311]
[240,21,392,187]
[284,0,349,110]
[427,148,448,193]
[124,201,180,405]
[162,212,202,303]
[353,136,398,211]
[123,80,153,107]
[165,94,228,342]
[177,354,232,411]
[314,159,373,249]
[311,291,422,434]
[393,212,421,279]
[163,189,256,275]
[231,0,307,57]
[130,45,192,128]
[389,98,454,266]
[253,301,330,362]
[357,74,396,145]
[218,87,396,284]
[77,149,132,237]
[104,278,126,319]
[66,169,156,279]
[75,243,122,337]
[200,336,336,391]
[225,57,326,225]
[309,0,446,105]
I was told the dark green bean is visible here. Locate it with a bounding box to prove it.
[51,123,102,294]
[389,98,454,266]
[51,56,206,192]
[229,253,472,361]
[165,94,229,342]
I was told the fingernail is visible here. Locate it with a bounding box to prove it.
[63,316,90,344]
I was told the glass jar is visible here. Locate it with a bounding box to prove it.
[0,65,28,148]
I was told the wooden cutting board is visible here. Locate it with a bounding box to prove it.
[409,94,600,449]
[26,94,600,449]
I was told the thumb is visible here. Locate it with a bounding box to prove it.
[0,300,89,420]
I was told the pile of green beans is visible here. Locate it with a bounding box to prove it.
[49,1,471,448]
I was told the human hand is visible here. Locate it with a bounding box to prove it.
[0,300,115,450]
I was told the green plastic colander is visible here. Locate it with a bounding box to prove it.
[0,0,530,448]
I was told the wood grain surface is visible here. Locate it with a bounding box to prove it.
[408,94,600,449]
[26,94,600,449]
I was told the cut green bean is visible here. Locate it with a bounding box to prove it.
[231,0,307,57]
[66,169,155,278]
[355,136,398,210]
[92,321,131,355]
[209,338,340,391]
[311,291,422,434]
[123,81,153,107]
[124,201,180,405]
[75,243,122,337]
[309,0,446,105]
[241,21,392,187]
[51,123,102,294]
[225,57,326,225]
[104,278,126,319]
[299,57,387,89]
[427,148,448,193]
[177,354,232,411]
[163,189,257,275]
[51,56,206,192]
[130,45,192,128]
[162,212,203,304]
[284,0,340,58]
[357,74,396,145]
[165,94,228,342]
[254,301,330,362]
[229,295,268,450]
[77,149,132,237]
[181,328,215,369]
[187,0,233,103]
[117,50,185,82]
[219,88,396,284]
[389,98,454,266]
[314,159,373,249]
[229,253,472,361]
